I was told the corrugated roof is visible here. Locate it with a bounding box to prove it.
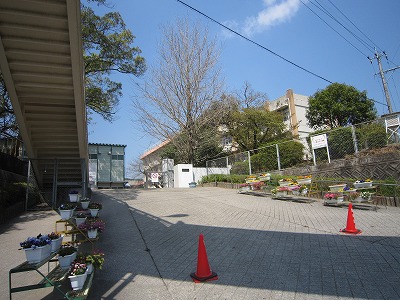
[89,143,127,148]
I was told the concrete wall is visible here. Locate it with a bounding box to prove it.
[193,167,230,183]
[173,164,193,188]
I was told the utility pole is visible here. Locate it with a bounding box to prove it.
[369,50,400,114]
[369,50,393,113]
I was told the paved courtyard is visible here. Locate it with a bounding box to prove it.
[1,187,400,299]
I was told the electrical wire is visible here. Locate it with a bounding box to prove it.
[300,0,369,57]
[312,0,374,53]
[176,0,333,84]
[325,0,379,52]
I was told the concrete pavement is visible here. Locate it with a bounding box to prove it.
[1,187,400,299]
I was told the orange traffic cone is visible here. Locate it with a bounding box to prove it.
[190,234,218,283]
[340,203,362,234]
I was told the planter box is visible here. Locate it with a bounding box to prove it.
[69,272,88,290]
[50,236,63,253]
[276,191,288,197]
[324,197,344,205]
[297,178,311,185]
[24,244,51,263]
[278,181,291,187]
[354,182,373,189]
[329,184,346,192]
[58,252,77,269]
[259,176,271,181]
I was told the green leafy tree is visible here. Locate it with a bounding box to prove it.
[227,108,289,151]
[306,83,377,129]
[0,1,146,137]
[82,3,146,121]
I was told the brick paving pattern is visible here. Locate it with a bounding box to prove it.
[1,187,400,299]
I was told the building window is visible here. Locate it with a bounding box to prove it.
[223,136,232,146]
[89,154,97,159]
[112,155,124,160]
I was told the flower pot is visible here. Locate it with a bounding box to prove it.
[59,209,74,220]
[87,229,98,239]
[69,193,80,202]
[324,197,343,205]
[86,263,93,274]
[58,252,77,269]
[278,181,291,187]
[23,244,52,263]
[89,208,99,217]
[50,236,63,253]
[329,184,346,192]
[259,176,270,181]
[297,178,311,185]
[80,201,90,209]
[239,186,251,192]
[354,182,373,189]
[75,217,87,226]
[276,191,288,197]
[292,190,300,196]
[69,272,88,290]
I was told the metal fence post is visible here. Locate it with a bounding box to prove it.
[351,125,358,154]
[276,144,281,171]
[247,151,252,175]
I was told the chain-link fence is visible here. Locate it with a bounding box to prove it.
[205,116,400,181]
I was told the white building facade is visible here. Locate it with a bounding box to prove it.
[268,89,313,140]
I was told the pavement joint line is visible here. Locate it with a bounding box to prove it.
[125,200,175,299]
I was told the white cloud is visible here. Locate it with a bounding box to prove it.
[243,0,302,37]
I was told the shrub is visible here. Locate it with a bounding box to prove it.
[230,161,249,175]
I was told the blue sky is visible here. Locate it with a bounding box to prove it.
[87,0,400,174]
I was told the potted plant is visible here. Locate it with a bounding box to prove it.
[323,192,342,204]
[238,183,251,192]
[78,218,105,239]
[278,178,293,186]
[68,261,87,290]
[19,234,52,263]
[80,197,90,209]
[290,185,301,195]
[299,185,308,195]
[48,232,63,253]
[245,175,257,183]
[360,191,372,202]
[354,179,373,189]
[58,243,78,269]
[251,181,264,191]
[348,191,361,202]
[59,203,76,220]
[75,211,88,226]
[296,175,312,185]
[77,250,105,274]
[276,186,290,197]
[88,202,102,217]
[69,190,81,202]
[258,173,271,181]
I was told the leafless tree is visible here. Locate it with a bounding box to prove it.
[236,81,268,109]
[134,19,224,164]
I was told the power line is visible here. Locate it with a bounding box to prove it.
[311,0,374,53]
[301,0,369,57]
[326,0,381,53]
[176,0,333,84]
